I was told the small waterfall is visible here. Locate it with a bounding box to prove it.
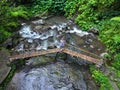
[69,27,89,36]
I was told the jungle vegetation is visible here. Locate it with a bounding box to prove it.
[0,0,120,89]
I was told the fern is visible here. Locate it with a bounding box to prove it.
[111,16,120,22]
[10,6,29,20]
[90,65,114,90]
[6,21,19,28]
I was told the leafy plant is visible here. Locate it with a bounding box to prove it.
[64,0,115,30]
[0,0,29,43]
[31,0,66,15]
[10,6,29,20]
[111,16,120,22]
[111,53,120,69]
[90,65,114,90]
[99,17,120,69]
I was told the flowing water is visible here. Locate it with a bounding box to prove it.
[6,16,106,90]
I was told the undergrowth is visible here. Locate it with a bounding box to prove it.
[90,65,114,90]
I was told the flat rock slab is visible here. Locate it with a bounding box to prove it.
[0,49,11,84]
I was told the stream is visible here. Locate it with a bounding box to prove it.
[6,16,106,90]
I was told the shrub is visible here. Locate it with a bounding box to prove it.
[90,65,114,90]
[0,0,29,43]
[31,0,66,15]
[99,17,120,69]
[64,0,115,30]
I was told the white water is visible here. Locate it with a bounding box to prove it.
[18,19,90,51]
[19,25,60,50]
[69,27,89,36]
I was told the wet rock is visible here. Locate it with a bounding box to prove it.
[26,56,54,66]
[7,61,97,90]
[33,25,43,31]
[2,32,21,49]
[2,38,13,48]
[0,49,11,84]
[32,19,45,25]
[90,45,94,48]
[89,27,99,34]
[100,52,108,58]
[42,26,51,31]
[34,14,50,20]
[34,14,42,19]
[87,81,98,90]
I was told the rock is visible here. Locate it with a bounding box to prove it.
[2,38,13,48]
[2,32,22,49]
[110,75,114,80]
[87,81,98,90]
[73,79,87,90]
[34,14,49,20]
[7,61,97,90]
[34,14,42,19]
[100,52,108,58]
[34,25,43,31]
[0,49,11,84]
[89,27,99,34]
[42,26,51,31]
[32,19,45,25]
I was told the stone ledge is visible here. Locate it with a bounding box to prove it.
[0,49,11,84]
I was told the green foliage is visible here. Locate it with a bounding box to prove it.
[64,0,120,62]
[64,0,115,30]
[90,65,114,90]
[111,53,120,69]
[118,83,120,89]
[0,27,11,42]
[10,6,29,20]
[0,0,29,43]
[31,0,66,15]
[99,18,120,62]
[104,53,112,60]
[16,59,25,67]
[111,16,120,22]
[99,17,120,69]
[12,0,33,5]
[64,1,77,18]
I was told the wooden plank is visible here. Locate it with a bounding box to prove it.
[9,48,61,61]
[9,48,103,65]
[63,49,102,65]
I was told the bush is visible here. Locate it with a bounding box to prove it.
[99,17,120,69]
[112,53,120,69]
[0,0,29,43]
[64,0,115,30]
[90,65,114,90]
[31,0,66,15]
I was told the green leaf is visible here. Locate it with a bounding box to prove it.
[111,16,120,22]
